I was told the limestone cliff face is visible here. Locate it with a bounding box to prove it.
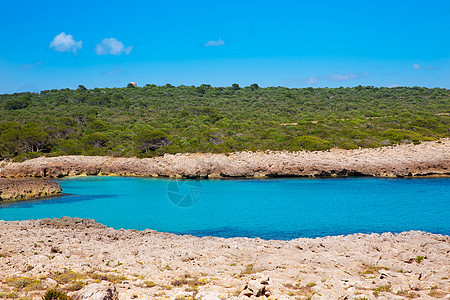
[0,178,61,201]
[0,139,449,179]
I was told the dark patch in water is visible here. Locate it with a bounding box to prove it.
[0,193,117,209]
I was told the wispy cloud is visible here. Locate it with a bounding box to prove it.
[204,39,225,47]
[95,38,133,55]
[302,72,369,85]
[305,76,319,85]
[103,68,124,76]
[50,32,82,53]
[388,83,402,88]
[21,61,43,70]
[412,63,435,70]
[323,72,369,82]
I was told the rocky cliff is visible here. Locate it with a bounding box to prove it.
[0,140,448,179]
[0,178,61,201]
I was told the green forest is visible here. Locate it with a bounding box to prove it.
[0,84,448,160]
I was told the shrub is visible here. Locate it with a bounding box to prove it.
[295,136,332,151]
[89,273,127,283]
[382,129,424,143]
[42,289,72,300]
[49,269,86,284]
[6,277,43,290]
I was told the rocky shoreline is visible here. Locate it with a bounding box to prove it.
[0,178,61,202]
[0,141,449,298]
[0,140,449,179]
[0,218,448,299]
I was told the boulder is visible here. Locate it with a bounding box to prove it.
[72,282,118,300]
[133,279,145,288]
[239,278,270,298]
[44,278,58,289]
[200,293,221,300]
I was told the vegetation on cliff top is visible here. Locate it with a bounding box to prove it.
[0,84,448,160]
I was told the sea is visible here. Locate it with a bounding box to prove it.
[0,176,448,240]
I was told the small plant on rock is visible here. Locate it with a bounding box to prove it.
[373,284,391,297]
[397,290,420,298]
[415,256,425,264]
[89,273,127,284]
[428,286,446,298]
[359,265,389,275]
[144,281,156,287]
[242,264,255,275]
[4,292,19,299]
[67,281,84,291]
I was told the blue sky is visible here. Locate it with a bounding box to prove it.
[0,0,449,93]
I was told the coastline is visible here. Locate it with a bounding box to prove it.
[0,218,448,299]
[0,141,448,298]
[0,139,449,179]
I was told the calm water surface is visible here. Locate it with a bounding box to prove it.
[0,177,448,240]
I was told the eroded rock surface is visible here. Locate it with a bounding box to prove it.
[0,218,448,299]
[0,139,449,179]
[0,178,61,201]
[72,282,119,300]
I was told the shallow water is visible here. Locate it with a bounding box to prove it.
[0,177,449,240]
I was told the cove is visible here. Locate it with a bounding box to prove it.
[0,177,449,240]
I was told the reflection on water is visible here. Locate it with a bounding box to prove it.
[0,194,116,209]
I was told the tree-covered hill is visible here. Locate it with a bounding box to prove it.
[0,84,448,160]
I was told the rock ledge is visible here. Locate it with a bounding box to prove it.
[0,178,61,201]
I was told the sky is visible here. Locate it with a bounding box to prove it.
[0,0,449,93]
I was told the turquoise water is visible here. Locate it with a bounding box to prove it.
[0,177,449,240]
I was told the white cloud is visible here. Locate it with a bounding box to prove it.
[300,72,369,85]
[96,38,133,55]
[388,83,401,88]
[326,73,357,81]
[305,76,319,85]
[323,72,369,82]
[50,32,82,53]
[204,39,225,47]
[412,63,435,70]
